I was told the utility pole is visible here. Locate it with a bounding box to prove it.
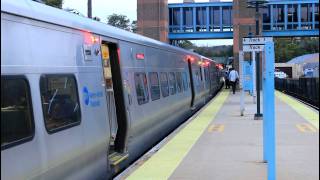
[88,0,92,18]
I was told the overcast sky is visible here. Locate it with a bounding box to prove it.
[62,0,233,46]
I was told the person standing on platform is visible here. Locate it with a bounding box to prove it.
[224,70,230,89]
[228,68,239,94]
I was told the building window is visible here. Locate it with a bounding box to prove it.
[222,6,232,31]
[1,76,34,150]
[315,3,319,29]
[40,74,81,133]
[148,72,161,101]
[262,6,271,30]
[196,7,207,31]
[170,8,181,32]
[209,6,220,32]
[183,7,194,32]
[134,72,149,105]
[301,3,312,29]
[287,4,298,30]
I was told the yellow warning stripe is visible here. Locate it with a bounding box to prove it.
[276,91,319,129]
[126,91,229,180]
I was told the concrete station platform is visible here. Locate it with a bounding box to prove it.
[116,89,319,180]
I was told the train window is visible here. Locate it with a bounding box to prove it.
[169,72,177,95]
[160,72,169,97]
[1,76,34,150]
[40,75,81,133]
[195,71,201,90]
[199,67,203,81]
[176,72,183,93]
[204,68,208,81]
[182,72,189,91]
[134,73,149,105]
[148,72,160,101]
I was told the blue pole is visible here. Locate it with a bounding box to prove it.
[180,7,183,32]
[206,6,210,32]
[312,3,315,29]
[298,4,301,29]
[264,41,276,180]
[219,6,223,32]
[193,7,196,32]
[284,4,288,30]
[263,60,268,162]
[270,5,273,30]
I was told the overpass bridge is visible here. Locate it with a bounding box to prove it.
[168,0,319,40]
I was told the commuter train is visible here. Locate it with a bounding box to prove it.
[1,0,224,179]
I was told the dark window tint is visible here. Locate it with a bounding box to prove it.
[199,67,203,81]
[40,75,81,133]
[176,72,183,93]
[1,76,34,149]
[134,73,149,105]
[160,72,169,97]
[149,72,160,101]
[182,72,189,91]
[195,71,201,90]
[169,72,177,95]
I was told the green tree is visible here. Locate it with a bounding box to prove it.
[107,14,131,31]
[178,40,194,49]
[131,20,137,33]
[43,0,63,8]
[274,37,319,63]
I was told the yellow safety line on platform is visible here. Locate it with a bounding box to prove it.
[275,91,319,129]
[126,91,229,180]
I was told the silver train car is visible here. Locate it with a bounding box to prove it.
[1,0,224,179]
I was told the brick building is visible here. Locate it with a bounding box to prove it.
[232,0,262,72]
[137,0,169,43]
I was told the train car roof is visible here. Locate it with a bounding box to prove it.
[1,0,200,57]
[200,56,218,64]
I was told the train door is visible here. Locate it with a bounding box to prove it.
[101,41,129,168]
[187,59,195,109]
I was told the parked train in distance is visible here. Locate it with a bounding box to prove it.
[1,0,224,179]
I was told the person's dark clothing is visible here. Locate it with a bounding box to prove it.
[230,81,236,94]
[225,79,230,89]
[224,71,230,89]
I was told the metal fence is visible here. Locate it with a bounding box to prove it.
[275,77,319,108]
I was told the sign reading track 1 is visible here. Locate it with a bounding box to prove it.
[243,37,273,45]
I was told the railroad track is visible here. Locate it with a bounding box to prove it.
[280,90,319,111]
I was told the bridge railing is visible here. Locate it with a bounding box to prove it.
[168,0,319,38]
[262,1,319,36]
[168,2,233,34]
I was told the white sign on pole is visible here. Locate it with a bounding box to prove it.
[243,44,265,52]
[243,37,273,45]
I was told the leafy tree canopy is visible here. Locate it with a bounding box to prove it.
[107,13,131,31]
[43,0,63,8]
[275,37,319,63]
[177,40,233,58]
